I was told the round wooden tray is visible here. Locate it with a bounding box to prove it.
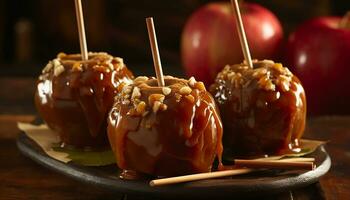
[17,132,331,198]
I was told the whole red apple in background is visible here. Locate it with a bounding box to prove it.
[286,13,350,115]
[181,2,283,86]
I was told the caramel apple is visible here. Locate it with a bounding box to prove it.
[210,60,306,157]
[35,52,134,148]
[107,76,223,178]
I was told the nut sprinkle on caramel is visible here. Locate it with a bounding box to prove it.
[107,73,223,178]
[115,76,209,116]
[214,60,294,92]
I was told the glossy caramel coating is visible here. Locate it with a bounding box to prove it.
[108,76,223,177]
[210,60,306,157]
[35,52,134,148]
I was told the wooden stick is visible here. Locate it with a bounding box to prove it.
[150,168,254,187]
[150,157,315,186]
[257,157,315,162]
[230,0,253,68]
[74,0,88,61]
[234,159,315,170]
[277,157,315,163]
[146,17,165,87]
[339,11,350,29]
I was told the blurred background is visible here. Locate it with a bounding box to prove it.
[0,0,349,115]
[0,0,348,76]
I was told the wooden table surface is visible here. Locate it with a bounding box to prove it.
[0,77,349,200]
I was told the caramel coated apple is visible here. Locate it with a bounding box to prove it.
[35,52,134,148]
[210,60,306,157]
[108,76,223,177]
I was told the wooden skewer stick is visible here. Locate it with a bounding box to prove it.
[339,11,350,29]
[146,17,165,87]
[256,157,315,163]
[74,0,88,61]
[150,157,315,186]
[230,0,253,68]
[150,168,254,187]
[234,159,315,171]
[276,157,315,163]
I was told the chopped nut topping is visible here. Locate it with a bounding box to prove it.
[279,75,292,82]
[107,63,114,71]
[159,103,167,111]
[179,86,192,95]
[54,65,65,76]
[226,72,235,80]
[229,72,242,87]
[185,95,195,103]
[148,94,165,106]
[194,82,206,91]
[188,76,196,87]
[42,62,53,73]
[52,59,60,67]
[265,80,275,91]
[152,101,161,112]
[213,60,295,93]
[252,68,267,78]
[277,75,291,92]
[115,57,124,64]
[164,75,174,79]
[57,52,66,58]
[273,63,285,74]
[122,85,132,93]
[72,62,83,72]
[258,76,275,91]
[262,59,275,64]
[162,87,171,95]
[93,65,111,73]
[175,93,182,102]
[133,98,140,104]
[138,83,149,88]
[136,101,146,114]
[134,76,149,83]
[131,87,141,100]
[124,88,132,94]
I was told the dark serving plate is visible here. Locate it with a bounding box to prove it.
[17,132,331,198]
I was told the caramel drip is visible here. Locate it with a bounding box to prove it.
[35,52,133,148]
[107,77,223,177]
[210,60,306,157]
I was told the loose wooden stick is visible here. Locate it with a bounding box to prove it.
[150,168,254,187]
[234,159,315,170]
[146,17,165,87]
[257,157,315,163]
[230,0,253,68]
[277,157,315,163]
[74,0,88,61]
[150,157,315,186]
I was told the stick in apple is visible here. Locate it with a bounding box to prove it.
[339,11,350,29]
[146,17,165,87]
[230,0,253,68]
[74,0,88,61]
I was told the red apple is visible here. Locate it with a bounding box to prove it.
[181,2,283,86]
[286,13,350,115]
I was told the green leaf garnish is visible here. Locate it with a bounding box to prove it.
[17,122,116,167]
[52,146,116,166]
